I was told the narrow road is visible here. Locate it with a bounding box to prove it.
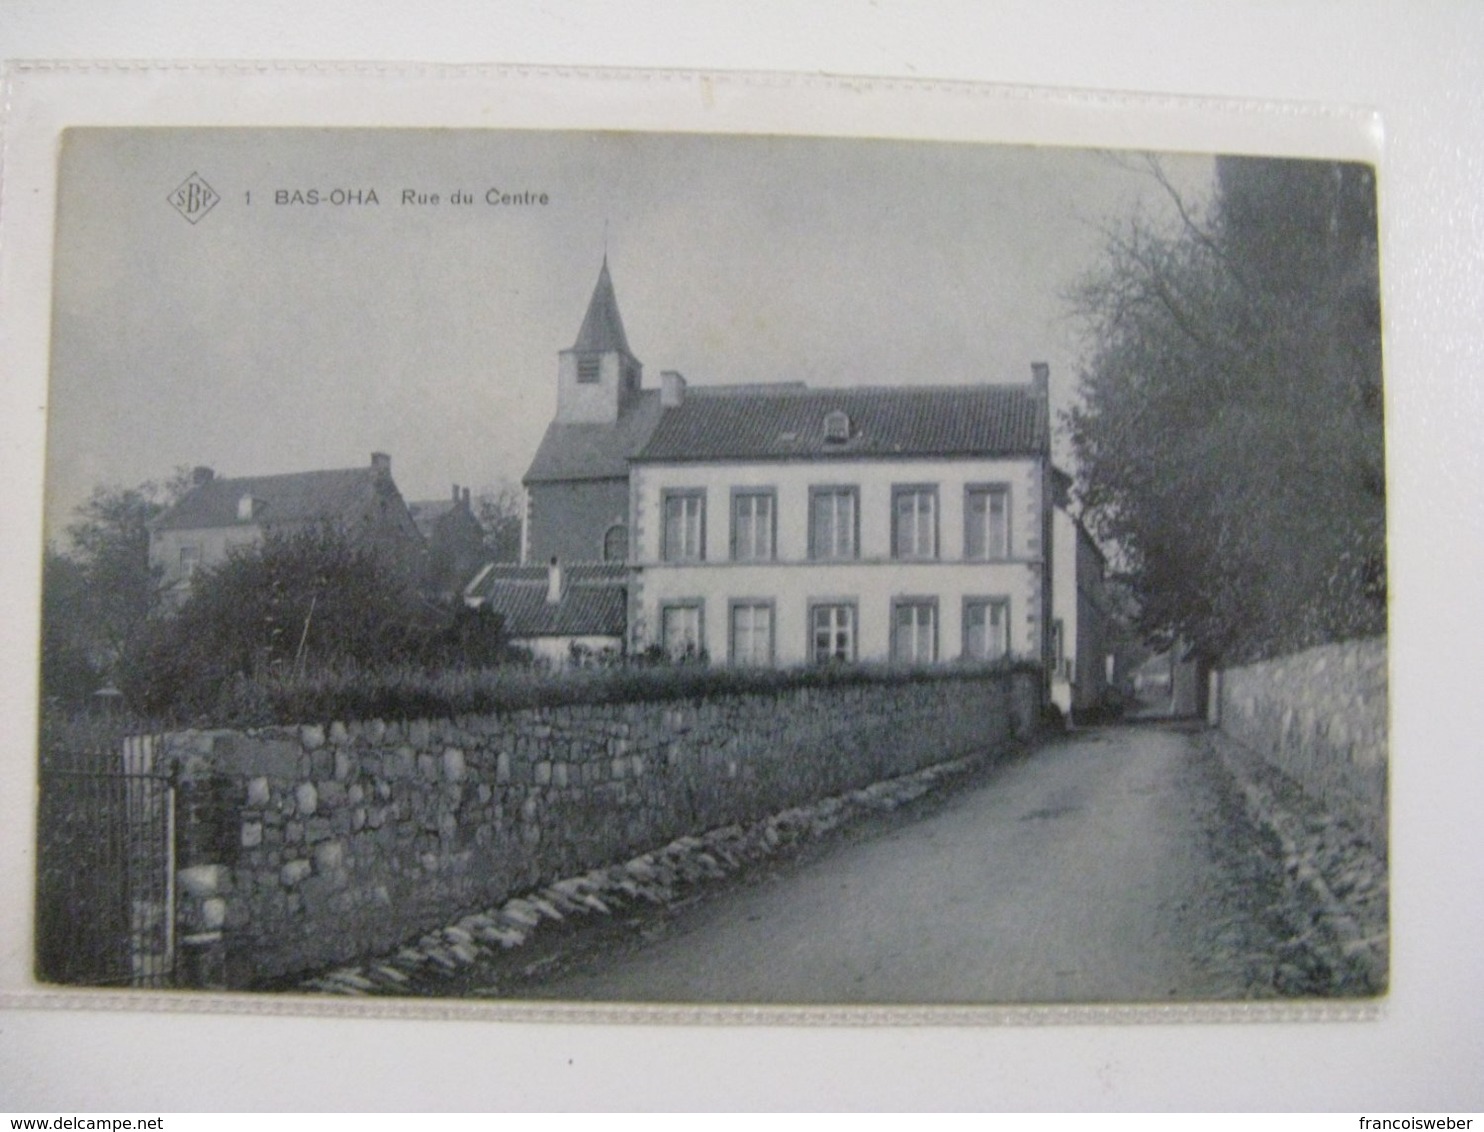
[518,723,1282,1005]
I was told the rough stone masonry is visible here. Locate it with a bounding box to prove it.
[1217,636,1388,851]
[162,670,1039,987]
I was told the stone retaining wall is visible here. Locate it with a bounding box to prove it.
[162,670,1039,987]
[1216,637,1388,848]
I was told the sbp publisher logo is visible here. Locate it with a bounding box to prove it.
[167,172,220,224]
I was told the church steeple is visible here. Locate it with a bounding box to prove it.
[556,259,643,424]
[573,257,631,355]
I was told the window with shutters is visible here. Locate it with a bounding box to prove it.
[730,490,775,561]
[661,602,704,660]
[963,598,1010,661]
[729,601,774,666]
[662,490,705,562]
[892,485,938,559]
[965,485,1010,560]
[892,599,938,664]
[809,486,858,560]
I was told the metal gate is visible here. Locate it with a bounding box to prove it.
[35,733,176,988]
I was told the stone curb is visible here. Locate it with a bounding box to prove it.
[298,753,985,996]
[1205,729,1388,995]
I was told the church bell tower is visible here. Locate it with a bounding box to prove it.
[556,258,643,424]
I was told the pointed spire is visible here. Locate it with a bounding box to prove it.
[573,258,631,355]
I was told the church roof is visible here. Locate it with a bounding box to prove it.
[524,390,664,484]
[572,259,632,355]
[634,383,1048,463]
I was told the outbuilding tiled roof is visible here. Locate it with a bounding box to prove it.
[634,383,1048,463]
[463,563,627,638]
[523,391,664,483]
[152,465,396,531]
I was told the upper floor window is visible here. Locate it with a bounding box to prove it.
[602,523,628,563]
[577,357,601,384]
[892,599,938,664]
[810,486,858,560]
[965,485,1009,560]
[963,598,1010,661]
[179,544,201,577]
[731,490,775,561]
[893,485,938,559]
[662,490,705,562]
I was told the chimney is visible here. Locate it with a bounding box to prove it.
[1030,362,1050,396]
[191,465,214,487]
[661,370,687,408]
[546,556,563,604]
[462,487,471,510]
[371,452,391,476]
[452,483,460,503]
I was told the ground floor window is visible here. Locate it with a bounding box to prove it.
[811,603,856,663]
[964,598,1010,661]
[661,602,704,660]
[892,599,938,664]
[729,601,774,665]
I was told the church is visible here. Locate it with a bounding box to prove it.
[467,259,1112,708]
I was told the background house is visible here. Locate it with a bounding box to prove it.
[408,485,489,603]
[148,452,425,608]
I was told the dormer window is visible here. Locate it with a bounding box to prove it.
[823,410,851,444]
[577,357,601,384]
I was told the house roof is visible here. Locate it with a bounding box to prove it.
[464,563,627,638]
[634,383,1048,463]
[523,390,665,483]
[151,465,399,532]
[572,258,632,356]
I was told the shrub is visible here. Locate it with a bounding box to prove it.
[126,654,1041,730]
[119,527,516,720]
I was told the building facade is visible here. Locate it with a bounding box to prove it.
[628,381,1052,668]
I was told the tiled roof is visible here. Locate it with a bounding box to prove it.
[635,384,1048,463]
[572,259,632,356]
[523,391,664,483]
[464,563,627,638]
[152,466,393,532]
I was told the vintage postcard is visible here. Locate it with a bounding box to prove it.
[0,66,1388,1022]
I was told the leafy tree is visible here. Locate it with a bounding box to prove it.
[39,550,102,708]
[1066,156,1385,664]
[476,482,524,563]
[120,526,513,720]
[39,470,193,704]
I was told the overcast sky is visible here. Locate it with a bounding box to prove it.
[45,128,1212,539]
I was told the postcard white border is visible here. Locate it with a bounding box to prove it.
[0,49,1473,1110]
